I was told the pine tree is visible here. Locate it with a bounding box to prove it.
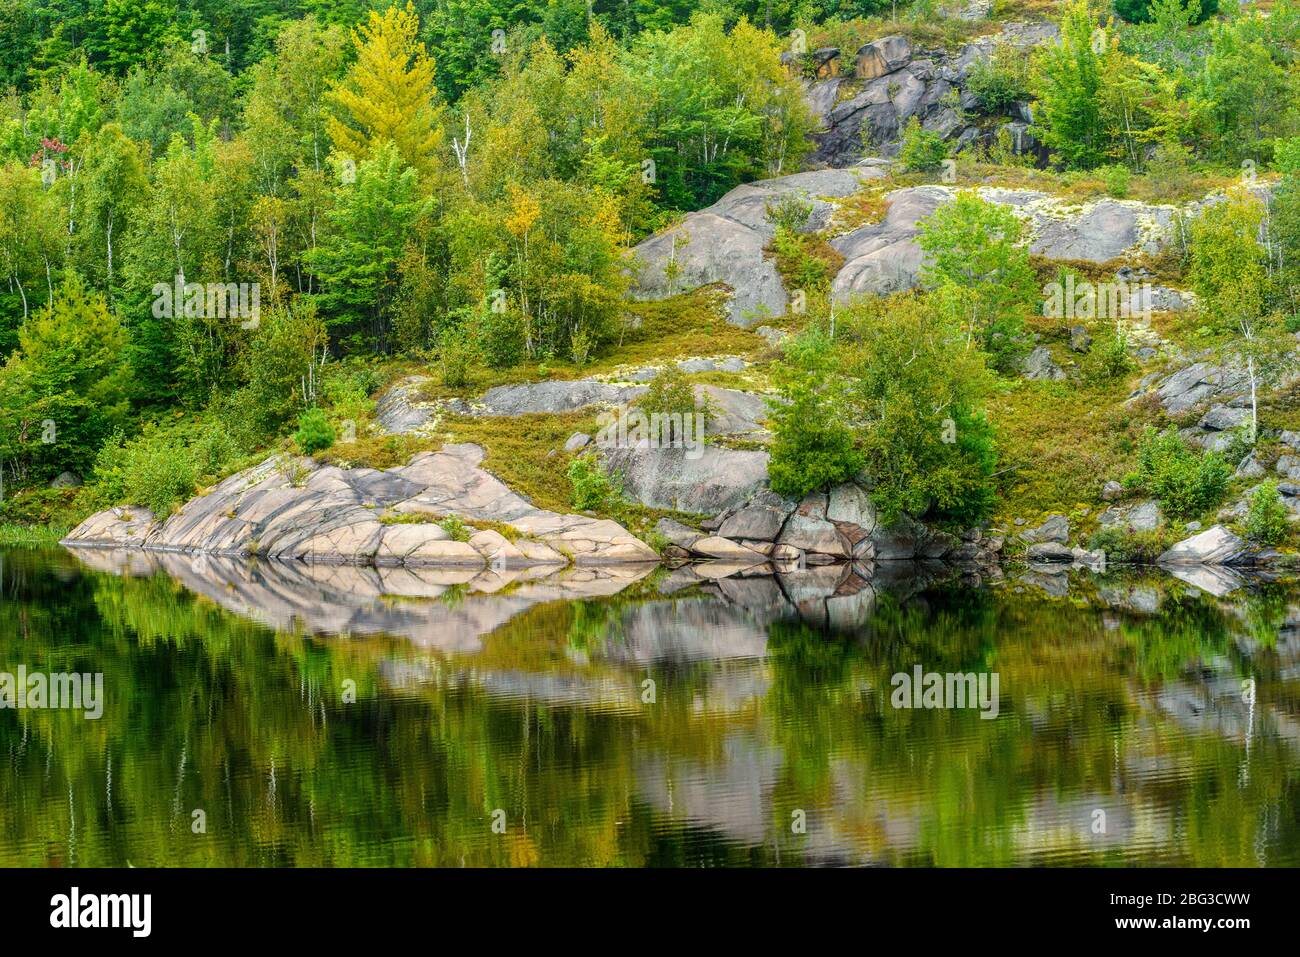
[327,3,445,182]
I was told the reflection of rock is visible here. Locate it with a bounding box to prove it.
[66,548,656,654]
[64,443,658,567]
[635,732,785,846]
[597,597,776,664]
[1162,564,1244,597]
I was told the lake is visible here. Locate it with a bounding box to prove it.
[1,546,1297,867]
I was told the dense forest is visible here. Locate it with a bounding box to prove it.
[4,0,1300,548]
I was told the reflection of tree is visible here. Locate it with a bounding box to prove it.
[1118,591,1232,680]
[2,549,1298,866]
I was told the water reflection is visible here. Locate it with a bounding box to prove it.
[0,547,1295,866]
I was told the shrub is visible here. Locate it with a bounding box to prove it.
[480,306,525,369]
[294,408,335,454]
[635,365,711,444]
[568,454,619,511]
[1126,427,1232,518]
[1245,481,1289,544]
[569,327,594,366]
[966,42,1031,112]
[438,514,470,542]
[1114,0,1218,25]
[190,419,241,480]
[898,117,949,173]
[767,328,864,498]
[1100,164,1131,199]
[1081,321,1136,382]
[92,425,197,517]
[1144,142,1198,201]
[1087,526,1174,563]
[765,193,814,233]
[440,328,473,388]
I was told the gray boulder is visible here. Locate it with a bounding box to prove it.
[718,504,788,542]
[628,168,868,325]
[1199,404,1251,432]
[854,35,912,79]
[870,515,929,560]
[605,445,770,514]
[826,482,877,532]
[1027,542,1074,563]
[776,513,848,558]
[1020,345,1066,381]
[654,518,703,551]
[1154,360,1249,416]
[1099,500,1162,533]
[1157,525,1254,566]
[1020,514,1070,544]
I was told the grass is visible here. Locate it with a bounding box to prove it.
[0,523,70,546]
[444,409,706,544]
[955,158,1242,207]
[829,185,890,234]
[316,431,439,470]
[988,376,1162,523]
[413,286,766,403]
[446,410,602,514]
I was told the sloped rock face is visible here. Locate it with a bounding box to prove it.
[631,171,1184,324]
[62,444,658,568]
[806,22,1059,167]
[375,374,774,441]
[831,185,947,299]
[628,168,873,325]
[374,375,441,435]
[830,186,1178,304]
[478,380,644,415]
[605,445,773,514]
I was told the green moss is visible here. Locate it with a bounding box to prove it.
[989,377,1161,520]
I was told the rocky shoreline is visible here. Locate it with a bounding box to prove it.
[61,444,659,569]
[62,438,1287,579]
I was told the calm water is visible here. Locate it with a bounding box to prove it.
[1,546,1298,867]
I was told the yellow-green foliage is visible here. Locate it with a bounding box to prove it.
[446,411,600,513]
[317,431,439,470]
[989,378,1160,519]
